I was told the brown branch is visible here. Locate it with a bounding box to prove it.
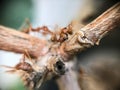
[0,2,119,60]
[0,26,46,58]
[82,2,120,44]
[0,2,119,89]
[63,2,120,57]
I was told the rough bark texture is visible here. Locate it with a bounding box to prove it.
[64,2,120,56]
[0,2,119,59]
[82,2,120,44]
[0,2,120,90]
[0,26,46,58]
[0,2,119,66]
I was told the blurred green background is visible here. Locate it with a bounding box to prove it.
[0,0,33,29]
[0,0,33,90]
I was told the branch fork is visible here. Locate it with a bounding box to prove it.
[0,2,120,90]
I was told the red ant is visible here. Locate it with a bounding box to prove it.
[21,21,73,43]
[0,50,34,73]
[0,50,46,90]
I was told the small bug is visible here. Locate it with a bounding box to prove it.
[21,23,53,35]
[51,23,73,43]
[21,21,73,43]
[0,50,47,90]
[0,51,33,73]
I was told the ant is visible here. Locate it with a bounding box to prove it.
[20,21,53,35]
[0,50,34,73]
[0,50,47,90]
[21,21,73,43]
[57,23,73,43]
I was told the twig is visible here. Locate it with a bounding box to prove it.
[0,26,46,58]
[63,2,120,58]
[0,2,119,89]
[0,3,119,59]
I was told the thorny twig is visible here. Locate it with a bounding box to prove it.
[0,2,120,90]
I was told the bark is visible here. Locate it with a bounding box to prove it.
[64,2,120,56]
[82,2,120,44]
[0,2,119,90]
[0,2,119,62]
[0,26,46,58]
[0,2,119,59]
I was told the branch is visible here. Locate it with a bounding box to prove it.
[63,2,120,57]
[0,2,119,89]
[0,3,119,59]
[82,2,120,44]
[0,26,46,58]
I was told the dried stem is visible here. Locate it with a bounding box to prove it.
[63,2,120,57]
[0,26,46,58]
[0,2,120,89]
[0,3,119,59]
[81,2,120,44]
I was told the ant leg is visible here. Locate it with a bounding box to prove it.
[0,65,16,73]
[20,53,26,63]
[34,26,53,35]
[24,49,35,65]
